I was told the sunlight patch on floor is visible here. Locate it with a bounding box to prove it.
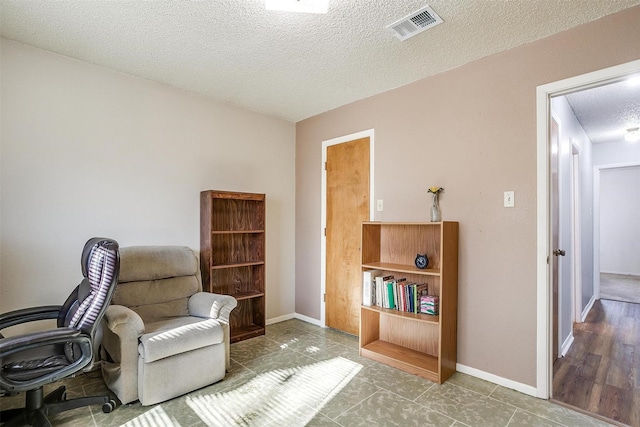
[120,405,181,427]
[186,356,362,426]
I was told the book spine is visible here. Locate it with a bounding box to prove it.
[362,270,383,307]
[375,276,383,307]
[383,275,395,309]
[403,284,408,312]
[412,284,418,313]
[363,272,372,306]
[394,278,406,311]
[393,281,398,310]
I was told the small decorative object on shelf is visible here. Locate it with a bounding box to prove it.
[428,186,444,222]
[420,295,439,315]
[415,253,429,269]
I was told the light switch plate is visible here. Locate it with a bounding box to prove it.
[504,191,515,208]
[377,200,384,212]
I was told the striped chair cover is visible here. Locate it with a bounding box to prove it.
[68,240,118,331]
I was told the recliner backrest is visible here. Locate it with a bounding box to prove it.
[112,246,201,324]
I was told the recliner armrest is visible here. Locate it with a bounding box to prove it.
[188,292,237,323]
[104,305,145,337]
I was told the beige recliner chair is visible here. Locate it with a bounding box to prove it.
[100,246,237,406]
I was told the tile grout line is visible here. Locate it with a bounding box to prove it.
[398,385,463,426]
[327,388,384,424]
[411,381,435,402]
[505,405,577,427]
[504,406,518,427]
[486,394,576,427]
[486,384,587,427]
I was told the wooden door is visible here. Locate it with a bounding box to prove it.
[325,137,370,335]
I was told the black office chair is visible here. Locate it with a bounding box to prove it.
[0,238,120,427]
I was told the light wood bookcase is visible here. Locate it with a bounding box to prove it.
[200,190,265,343]
[359,221,459,383]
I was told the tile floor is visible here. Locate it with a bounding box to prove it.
[1,319,616,426]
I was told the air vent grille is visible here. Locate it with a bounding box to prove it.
[412,10,437,28]
[386,5,443,41]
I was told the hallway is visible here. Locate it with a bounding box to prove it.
[553,299,640,426]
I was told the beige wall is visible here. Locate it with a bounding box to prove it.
[295,6,640,386]
[0,39,296,325]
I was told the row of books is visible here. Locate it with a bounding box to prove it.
[362,270,431,314]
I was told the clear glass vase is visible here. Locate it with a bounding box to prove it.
[430,194,441,222]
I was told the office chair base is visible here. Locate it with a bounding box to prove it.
[0,385,116,427]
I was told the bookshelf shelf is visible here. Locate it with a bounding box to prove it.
[362,305,439,324]
[361,262,440,276]
[211,230,265,235]
[210,261,265,270]
[233,291,265,301]
[231,324,265,342]
[361,340,439,383]
[359,221,458,384]
[201,190,266,343]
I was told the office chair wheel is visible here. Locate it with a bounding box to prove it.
[102,399,117,413]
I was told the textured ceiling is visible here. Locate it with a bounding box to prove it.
[1,0,639,123]
[565,77,640,144]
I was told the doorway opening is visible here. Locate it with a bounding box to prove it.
[594,163,640,304]
[536,59,640,405]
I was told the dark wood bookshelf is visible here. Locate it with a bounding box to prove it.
[201,190,266,343]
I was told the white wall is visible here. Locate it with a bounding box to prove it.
[551,96,594,349]
[593,140,640,166]
[0,39,296,326]
[599,166,640,275]
[593,141,640,280]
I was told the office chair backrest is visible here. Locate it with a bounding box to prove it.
[58,238,120,337]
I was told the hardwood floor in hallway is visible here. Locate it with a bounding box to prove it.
[553,299,640,426]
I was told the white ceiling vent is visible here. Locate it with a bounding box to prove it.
[386,5,443,41]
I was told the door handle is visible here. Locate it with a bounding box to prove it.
[553,249,566,256]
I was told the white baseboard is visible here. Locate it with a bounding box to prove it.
[581,295,596,323]
[294,312,324,327]
[266,313,296,325]
[266,312,324,327]
[600,270,640,277]
[560,333,574,357]
[456,363,538,397]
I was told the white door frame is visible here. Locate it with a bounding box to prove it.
[320,129,375,327]
[550,112,566,359]
[571,142,583,323]
[536,59,640,399]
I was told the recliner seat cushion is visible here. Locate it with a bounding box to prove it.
[138,317,224,363]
